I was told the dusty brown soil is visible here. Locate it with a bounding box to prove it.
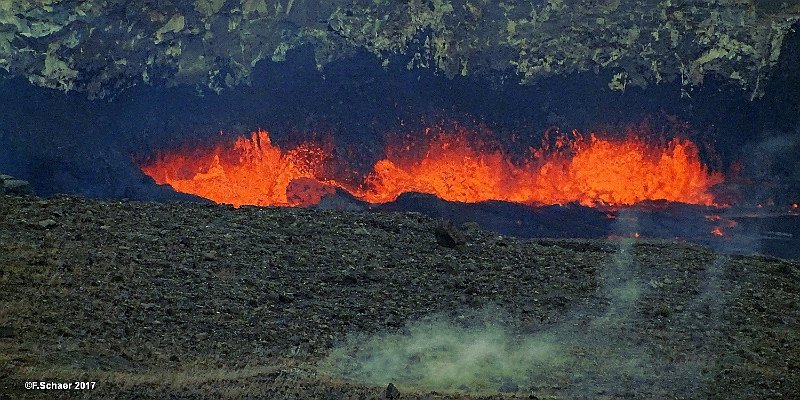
[0,194,798,399]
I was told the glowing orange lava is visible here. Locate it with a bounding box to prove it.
[139,127,725,208]
[140,131,332,207]
[357,129,723,206]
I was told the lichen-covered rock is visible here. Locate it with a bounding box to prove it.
[0,0,797,99]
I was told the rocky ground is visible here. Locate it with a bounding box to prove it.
[1,193,798,399]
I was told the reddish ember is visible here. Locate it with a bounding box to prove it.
[139,127,724,208]
[711,228,725,236]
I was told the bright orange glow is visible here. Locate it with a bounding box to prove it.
[140,131,334,207]
[711,228,725,236]
[139,127,724,208]
[356,129,723,206]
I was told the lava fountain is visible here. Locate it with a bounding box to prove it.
[139,126,724,208]
[140,131,334,207]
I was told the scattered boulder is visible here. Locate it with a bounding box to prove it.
[37,219,58,229]
[434,220,466,248]
[0,174,32,196]
[499,379,519,393]
[202,250,218,261]
[315,188,366,212]
[0,325,15,339]
[385,383,400,399]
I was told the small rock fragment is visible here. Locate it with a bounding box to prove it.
[434,220,466,248]
[385,383,400,399]
[38,219,57,229]
[2,179,33,195]
[341,271,359,285]
[499,379,519,393]
[0,325,15,339]
[277,292,294,303]
[461,221,481,231]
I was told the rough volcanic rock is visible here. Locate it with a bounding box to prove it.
[385,383,401,399]
[0,174,32,195]
[0,1,797,99]
[0,194,798,399]
[434,219,466,248]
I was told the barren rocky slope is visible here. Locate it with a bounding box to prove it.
[0,194,798,399]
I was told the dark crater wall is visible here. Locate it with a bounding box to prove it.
[1,23,799,204]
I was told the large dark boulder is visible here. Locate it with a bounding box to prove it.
[0,174,33,196]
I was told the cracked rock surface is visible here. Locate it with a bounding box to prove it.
[1,0,798,99]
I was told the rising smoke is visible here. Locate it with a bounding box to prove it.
[320,210,731,398]
[320,307,567,394]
